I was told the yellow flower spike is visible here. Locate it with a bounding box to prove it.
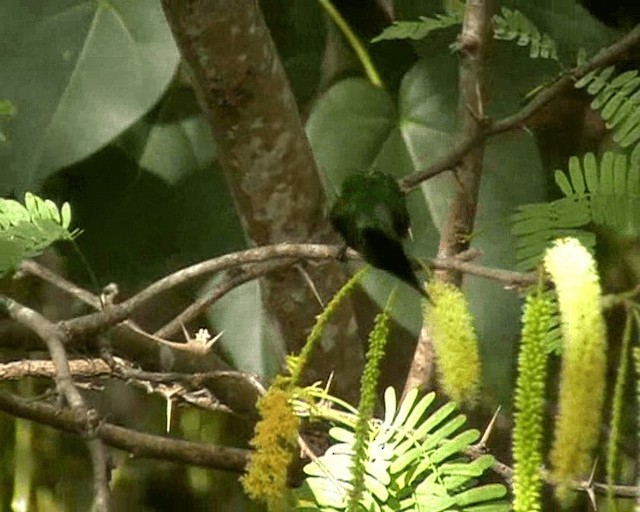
[241,382,300,511]
[544,238,607,502]
[424,280,482,406]
[291,267,367,386]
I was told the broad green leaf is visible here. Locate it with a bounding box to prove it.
[205,277,283,380]
[0,0,179,193]
[306,77,437,334]
[262,0,325,106]
[398,49,548,404]
[139,116,216,184]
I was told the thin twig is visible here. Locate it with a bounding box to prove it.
[401,24,640,191]
[0,389,249,472]
[60,244,351,336]
[155,260,295,339]
[430,258,537,287]
[0,357,261,416]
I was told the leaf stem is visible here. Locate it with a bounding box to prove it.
[316,0,384,88]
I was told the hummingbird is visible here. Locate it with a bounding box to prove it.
[329,170,429,300]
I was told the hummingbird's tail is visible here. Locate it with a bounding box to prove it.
[362,229,431,302]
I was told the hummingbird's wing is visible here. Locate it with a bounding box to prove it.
[329,198,361,251]
[391,199,411,240]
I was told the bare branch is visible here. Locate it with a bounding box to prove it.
[0,357,262,417]
[155,260,294,340]
[401,23,640,191]
[403,0,496,398]
[0,296,112,510]
[61,244,350,336]
[430,258,537,288]
[0,389,249,472]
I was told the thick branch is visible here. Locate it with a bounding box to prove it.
[161,0,364,400]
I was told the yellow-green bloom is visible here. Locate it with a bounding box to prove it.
[348,307,391,511]
[512,291,553,512]
[544,238,607,501]
[424,280,481,406]
[291,267,366,386]
[242,381,300,511]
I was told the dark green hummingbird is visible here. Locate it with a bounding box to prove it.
[329,171,429,299]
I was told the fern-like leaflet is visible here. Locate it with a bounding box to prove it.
[575,67,640,163]
[493,8,558,60]
[512,152,639,270]
[372,12,462,43]
[0,193,77,277]
[295,387,508,511]
[373,5,558,63]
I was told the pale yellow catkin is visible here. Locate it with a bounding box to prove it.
[544,238,607,502]
[424,280,481,406]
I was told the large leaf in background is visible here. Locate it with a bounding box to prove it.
[0,0,179,194]
[262,0,326,107]
[204,278,284,380]
[138,115,216,185]
[307,43,549,403]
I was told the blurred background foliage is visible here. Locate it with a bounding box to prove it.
[0,0,638,510]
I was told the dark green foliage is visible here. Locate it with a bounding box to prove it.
[329,171,428,298]
[493,8,558,60]
[371,12,462,43]
[513,62,640,269]
[0,99,14,143]
[577,0,640,28]
[575,67,640,162]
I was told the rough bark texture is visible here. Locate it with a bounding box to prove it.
[162,0,363,398]
[403,0,495,396]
